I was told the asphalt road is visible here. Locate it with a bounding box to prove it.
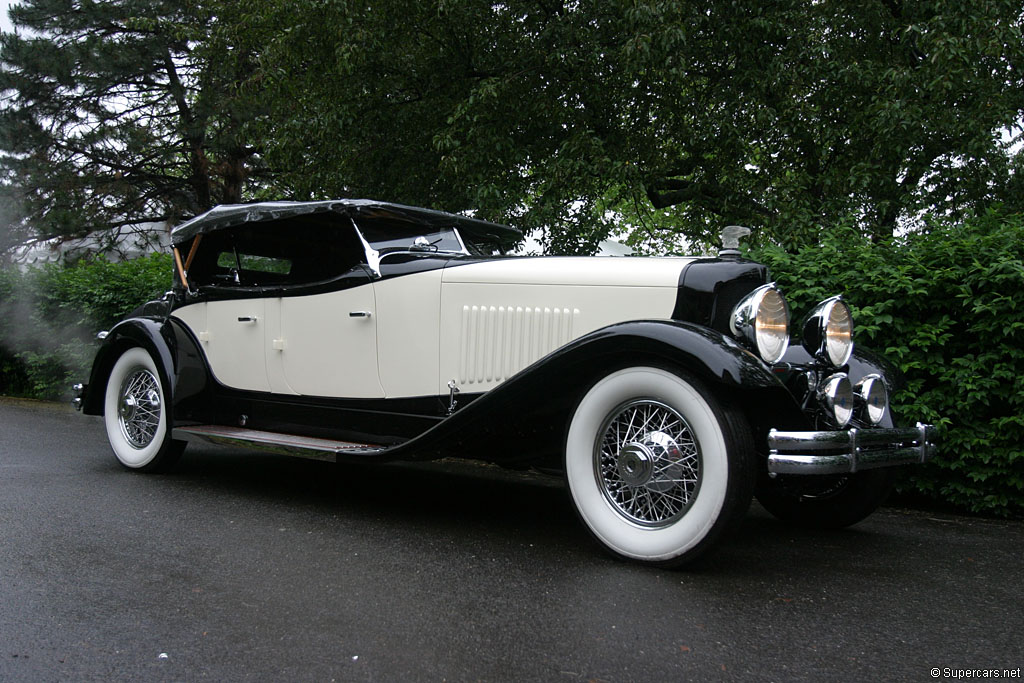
[1,398,1021,682]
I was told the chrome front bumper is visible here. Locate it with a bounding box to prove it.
[767,423,937,475]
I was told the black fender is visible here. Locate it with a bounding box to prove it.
[380,319,809,466]
[80,316,208,418]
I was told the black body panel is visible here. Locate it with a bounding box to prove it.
[366,319,810,466]
[673,257,770,331]
[81,316,183,415]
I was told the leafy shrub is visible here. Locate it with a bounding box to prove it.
[0,253,174,398]
[749,210,1024,517]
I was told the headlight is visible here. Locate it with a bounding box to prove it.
[855,374,888,425]
[801,296,853,367]
[819,373,854,427]
[730,284,790,363]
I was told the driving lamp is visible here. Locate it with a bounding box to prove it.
[730,284,790,364]
[802,296,854,367]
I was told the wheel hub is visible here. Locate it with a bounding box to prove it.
[119,394,138,420]
[117,368,161,449]
[617,443,654,486]
[617,431,681,489]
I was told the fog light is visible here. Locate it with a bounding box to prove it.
[820,373,853,427]
[855,374,888,425]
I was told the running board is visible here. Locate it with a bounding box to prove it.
[173,425,388,462]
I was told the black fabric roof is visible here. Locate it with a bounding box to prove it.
[170,199,522,248]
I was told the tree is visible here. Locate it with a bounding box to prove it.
[0,0,263,245]
[237,0,1024,251]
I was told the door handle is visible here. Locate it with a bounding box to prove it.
[237,316,258,323]
[349,311,372,318]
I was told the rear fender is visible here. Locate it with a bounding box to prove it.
[81,317,206,417]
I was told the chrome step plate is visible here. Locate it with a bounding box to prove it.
[173,425,386,462]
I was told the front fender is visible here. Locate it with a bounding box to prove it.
[388,319,808,465]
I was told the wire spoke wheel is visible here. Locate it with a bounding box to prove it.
[565,366,753,566]
[117,368,162,448]
[596,400,702,527]
[104,346,185,471]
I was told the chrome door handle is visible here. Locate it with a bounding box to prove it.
[237,316,258,323]
[349,311,372,318]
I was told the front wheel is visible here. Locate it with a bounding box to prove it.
[756,469,896,529]
[103,346,185,472]
[565,366,754,567]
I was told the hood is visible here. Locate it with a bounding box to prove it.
[441,256,698,287]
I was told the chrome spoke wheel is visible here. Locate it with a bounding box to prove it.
[566,366,751,566]
[104,346,185,471]
[117,368,162,448]
[596,399,701,527]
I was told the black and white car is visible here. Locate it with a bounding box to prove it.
[74,200,937,566]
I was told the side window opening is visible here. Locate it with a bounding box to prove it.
[185,214,367,289]
[215,252,292,278]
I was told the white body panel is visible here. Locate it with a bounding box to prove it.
[437,257,691,394]
[442,256,696,287]
[374,270,443,398]
[174,288,384,398]
[174,300,271,393]
[173,256,693,400]
[278,287,384,398]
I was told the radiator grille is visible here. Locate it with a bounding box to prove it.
[458,305,580,385]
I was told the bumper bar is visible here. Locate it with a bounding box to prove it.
[768,422,937,475]
[72,383,86,411]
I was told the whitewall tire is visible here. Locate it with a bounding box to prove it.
[103,346,185,472]
[565,366,753,566]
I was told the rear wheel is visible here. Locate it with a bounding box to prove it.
[565,366,754,567]
[103,347,185,472]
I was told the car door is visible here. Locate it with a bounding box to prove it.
[274,267,385,398]
[173,295,272,393]
[173,214,383,398]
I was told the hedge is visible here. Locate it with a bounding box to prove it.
[0,253,174,398]
[748,210,1024,517]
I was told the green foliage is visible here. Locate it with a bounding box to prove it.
[0,0,263,241]
[749,210,1024,516]
[0,253,173,398]
[3,0,1021,253]
[233,0,1023,251]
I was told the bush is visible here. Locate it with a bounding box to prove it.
[749,210,1024,517]
[0,253,174,399]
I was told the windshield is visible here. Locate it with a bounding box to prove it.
[356,220,471,256]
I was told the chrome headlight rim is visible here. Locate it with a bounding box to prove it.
[855,373,888,426]
[730,283,790,364]
[819,372,854,428]
[801,295,854,368]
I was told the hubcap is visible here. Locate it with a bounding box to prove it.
[117,368,162,449]
[595,400,702,527]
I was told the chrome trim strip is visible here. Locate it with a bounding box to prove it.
[767,422,937,475]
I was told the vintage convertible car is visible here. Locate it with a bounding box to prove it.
[73,200,937,566]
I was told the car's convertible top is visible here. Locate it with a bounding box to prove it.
[170,199,522,250]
